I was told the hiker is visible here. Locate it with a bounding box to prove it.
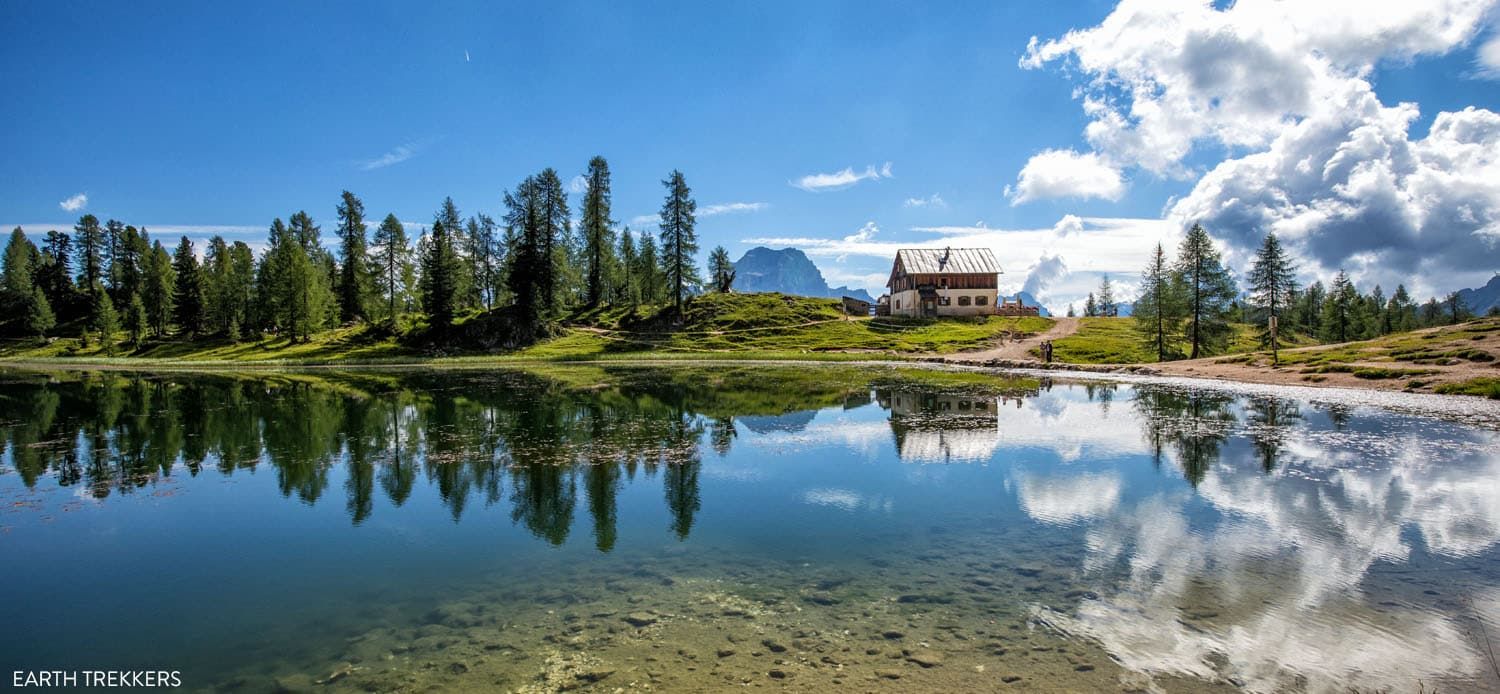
[1042,340,1053,364]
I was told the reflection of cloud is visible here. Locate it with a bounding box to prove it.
[1047,419,1500,692]
[801,487,893,513]
[1015,472,1121,526]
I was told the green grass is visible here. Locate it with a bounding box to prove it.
[0,293,1055,366]
[1433,377,1500,399]
[1048,318,1318,365]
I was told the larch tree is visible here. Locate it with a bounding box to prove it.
[1246,232,1298,364]
[371,214,412,324]
[708,246,735,293]
[1320,270,1356,343]
[336,190,373,323]
[536,170,571,316]
[580,156,617,307]
[1133,242,1184,362]
[657,170,700,314]
[1096,276,1117,317]
[1175,223,1237,358]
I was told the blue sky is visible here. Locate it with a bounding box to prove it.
[5,1,1500,311]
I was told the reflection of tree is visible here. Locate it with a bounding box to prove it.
[0,365,885,547]
[1133,387,1238,486]
[709,417,736,457]
[1244,397,1302,472]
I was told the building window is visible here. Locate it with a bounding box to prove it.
[958,296,971,306]
[940,278,949,288]
[894,299,901,309]
[938,297,951,306]
[976,296,987,306]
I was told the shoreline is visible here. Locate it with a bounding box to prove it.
[5,352,1499,416]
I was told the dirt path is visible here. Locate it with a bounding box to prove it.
[944,317,1080,362]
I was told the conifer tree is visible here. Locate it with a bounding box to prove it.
[91,285,119,354]
[708,246,735,293]
[1084,292,1097,318]
[1445,292,1470,325]
[636,231,663,304]
[1096,276,1117,317]
[1320,270,1356,342]
[1387,284,1416,333]
[467,214,500,309]
[2,228,37,300]
[126,294,147,347]
[1175,223,1236,358]
[657,170,700,314]
[74,215,105,295]
[616,227,637,305]
[1133,242,1184,362]
[420,220,461,329]
[26,287,55,341]
[144,240,175,337]
[580,156,617,307]
[335,190,373,322]
[537,170,571,316]
[371,214,412,323]
[1246,232,1297,363]
[39,231,74,315]
[172,236,205,337]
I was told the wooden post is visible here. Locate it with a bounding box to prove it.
[1269,315,1278,365]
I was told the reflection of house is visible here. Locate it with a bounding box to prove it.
[876,390,1002,463]
[885,247,1001,318]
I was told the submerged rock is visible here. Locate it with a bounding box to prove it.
[622,612,657,627]
[906,651,943,668]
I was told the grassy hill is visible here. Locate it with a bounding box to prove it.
[0,292,1053,365]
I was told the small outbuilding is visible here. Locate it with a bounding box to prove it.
[841,296,873,316]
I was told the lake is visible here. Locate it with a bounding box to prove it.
[2,364,1498,692]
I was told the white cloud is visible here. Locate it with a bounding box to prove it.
[699,202,767,216]
[568,174,589,193]
[359,141,426,170]
[1022,0,1499,297]
[58,193,87,212]
[844,221,879,243]
[791,162,892,192]
[1476,33,1500,78]
[628,214,658,228]
[903,193,947,209]
[1007,149,1125,205]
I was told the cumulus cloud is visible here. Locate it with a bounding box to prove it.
[1023,0,1499,297]
[1007,149,1125,204]
[699,202,767,216]
[1022,253,1069,298]
[1168,90,1500,297]
[58,193,87,212]
[791,162,892,192]
[568,175,589,193]
[903,193,947,209]
[844,221,879,243]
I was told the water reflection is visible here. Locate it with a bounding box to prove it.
[4,366,1500,692]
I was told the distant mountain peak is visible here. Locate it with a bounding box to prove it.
[1456,273,1500,315]
[732,247,875,303]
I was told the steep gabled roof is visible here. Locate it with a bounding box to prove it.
[893,247,1001,275]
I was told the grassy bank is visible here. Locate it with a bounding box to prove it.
[0,293,1053,367]
[1044,317,1293,364]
